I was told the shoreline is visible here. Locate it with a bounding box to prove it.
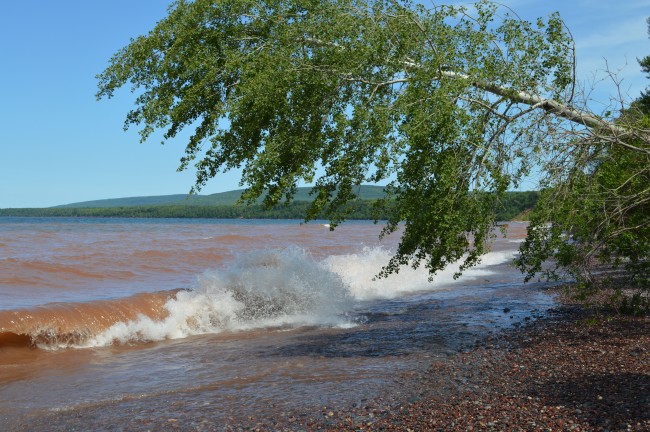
[10,289,649,431]
[253,292,650,431]
[304,296,650,431]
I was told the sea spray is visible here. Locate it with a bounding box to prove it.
[88,248,354,347]
[15,247,515,349]
[325,247,516,300]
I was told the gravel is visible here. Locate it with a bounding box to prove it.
[240,300,650,431]
[312,306,649,431]
[13,291,650,431]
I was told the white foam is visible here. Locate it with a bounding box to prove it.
[325,247,514,300]
[85,247,515,347]
[87,248,352,347]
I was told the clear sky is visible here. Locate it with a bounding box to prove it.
[1,0,649,208]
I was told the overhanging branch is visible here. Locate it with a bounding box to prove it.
[300,36,650,155]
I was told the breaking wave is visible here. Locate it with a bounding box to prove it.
[0,247,514,350]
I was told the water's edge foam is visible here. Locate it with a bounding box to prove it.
[0,247,514,350]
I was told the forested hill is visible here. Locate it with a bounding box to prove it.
[54,186,386,208]
[1,189,538,221]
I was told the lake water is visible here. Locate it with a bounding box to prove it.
[0,217,554,430]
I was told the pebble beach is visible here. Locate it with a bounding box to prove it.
[315,304,650,431]
[15,289,649,431]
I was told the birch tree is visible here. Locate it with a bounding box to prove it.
[517,20,650,310]
[97,0,649,294]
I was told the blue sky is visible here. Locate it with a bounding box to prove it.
[1,1,649,208]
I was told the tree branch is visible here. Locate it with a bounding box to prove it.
[303,36,649,155]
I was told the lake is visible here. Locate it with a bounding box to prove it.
[0,217,554,430]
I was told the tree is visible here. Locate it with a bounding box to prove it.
[97,0,648,286]
[516,21,650,310]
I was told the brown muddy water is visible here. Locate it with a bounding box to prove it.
[0,218,554,430]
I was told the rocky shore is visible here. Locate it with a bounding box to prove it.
[12,290,650,431]
[241,297,649,431]
[302,305,650,431]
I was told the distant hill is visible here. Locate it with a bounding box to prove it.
[53,185,387,208]
[1,188,538,221]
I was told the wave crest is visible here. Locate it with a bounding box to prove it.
[2,247,514,349]
[89,248,353,347]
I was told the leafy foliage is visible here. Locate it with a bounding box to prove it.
[517,27,650,311]
[98,0,572,277]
